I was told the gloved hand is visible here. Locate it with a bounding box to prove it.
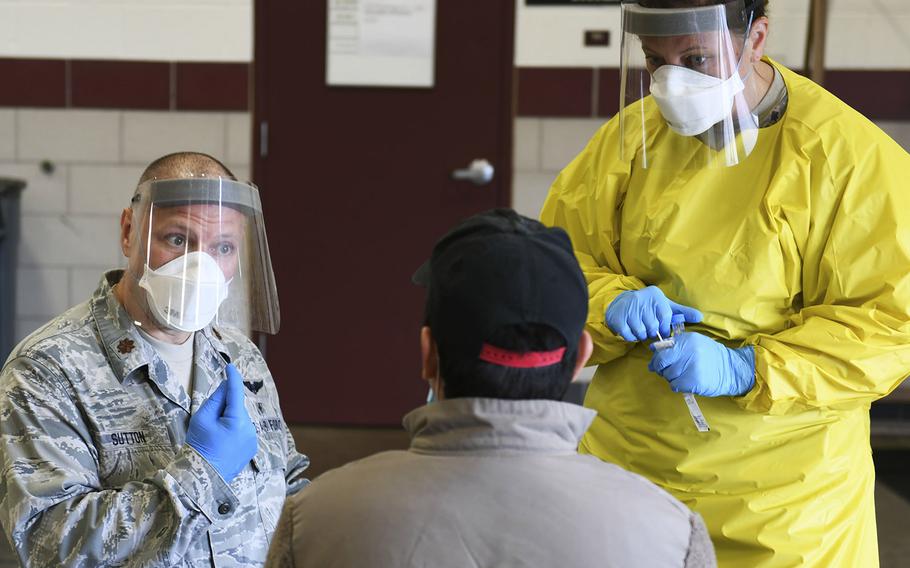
[186,364,258,482]
[606,286,702,342]
[648,332,755,397]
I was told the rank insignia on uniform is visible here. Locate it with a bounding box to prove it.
[117,339,135,354]
[244,380,264,394]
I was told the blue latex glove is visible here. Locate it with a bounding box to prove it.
[606,286,703,342]
[648,332,756,397]
[186,364,258,482]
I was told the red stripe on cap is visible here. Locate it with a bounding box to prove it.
[478,344,567,368]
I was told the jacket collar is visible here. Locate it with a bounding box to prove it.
[403,398,596,455]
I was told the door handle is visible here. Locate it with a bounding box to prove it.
[451,159,494,185]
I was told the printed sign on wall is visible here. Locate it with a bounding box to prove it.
[327,0,436,88]
[526,1,621,5]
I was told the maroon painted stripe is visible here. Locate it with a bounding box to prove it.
[0,57,906,120]
[518,66,910,121]
[0,57,250,111]
[517,67,593,117]
[71,60,170,110]
[0,59,66,107]
[596,67,622,118]
[176,62,249,111]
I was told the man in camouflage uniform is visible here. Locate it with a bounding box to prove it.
[0,153,309,566]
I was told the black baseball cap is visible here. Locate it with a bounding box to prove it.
[413,209,588,366]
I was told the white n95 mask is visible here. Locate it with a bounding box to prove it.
[138,251,230,332]
[649,65,745,137]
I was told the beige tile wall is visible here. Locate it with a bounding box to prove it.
[6,110,910,365]
[0,110,14,160]
[0,0,253,62]
[511,117,603,219]
[18,110,121,162]
[2,110,252,346]
[122,112,228,164]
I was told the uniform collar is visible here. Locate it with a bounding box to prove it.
[403,398,596,455]
[90,270,152,384]
[90,270,233,388]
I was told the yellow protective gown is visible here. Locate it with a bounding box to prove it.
[541,59,910,567]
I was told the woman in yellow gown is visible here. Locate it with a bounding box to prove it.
[541,1,910,565]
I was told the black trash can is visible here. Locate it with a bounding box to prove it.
[0,178,26,364]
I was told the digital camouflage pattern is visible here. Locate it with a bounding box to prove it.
[0,270,310,567]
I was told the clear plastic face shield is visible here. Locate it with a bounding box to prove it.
[127,177,280,335]
[619,1,759,169]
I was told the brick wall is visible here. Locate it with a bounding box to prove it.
[0,109,251,344]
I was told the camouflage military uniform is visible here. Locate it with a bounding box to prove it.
[0,270,310,567]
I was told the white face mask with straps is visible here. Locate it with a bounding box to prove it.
[139,251,230,333]
[649,64,749,136]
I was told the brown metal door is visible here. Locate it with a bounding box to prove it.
[254,1,514,425]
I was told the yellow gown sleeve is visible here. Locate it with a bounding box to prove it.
[740,126,910,414]
[539,120,645,366]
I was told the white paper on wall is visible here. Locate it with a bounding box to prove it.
[326,0,437,88]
